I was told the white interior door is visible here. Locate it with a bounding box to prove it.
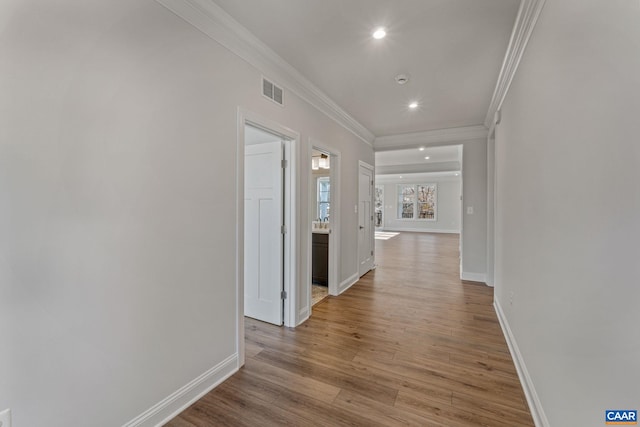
[245,140,283,325]
[358,164,374,276]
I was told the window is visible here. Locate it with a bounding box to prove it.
[317,177,330,220]
[397,184,436,220]
[374,186,383,227]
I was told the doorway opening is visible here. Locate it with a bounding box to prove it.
[308,140,340,311]
[311,148,331,306]
[237,109,301,366]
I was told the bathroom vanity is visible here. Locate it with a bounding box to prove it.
[312,230,329,286]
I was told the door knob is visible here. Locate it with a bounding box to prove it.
[359,226,364,229]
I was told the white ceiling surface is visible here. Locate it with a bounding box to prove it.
[375,145,460,166]
[212,0,520,137]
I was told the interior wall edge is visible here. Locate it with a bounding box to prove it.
[493,299,550,427]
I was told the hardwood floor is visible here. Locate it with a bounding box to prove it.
[167,232,534,426]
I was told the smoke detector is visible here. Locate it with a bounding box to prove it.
[395,74,410,85]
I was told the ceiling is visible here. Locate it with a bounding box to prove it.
[212,0,520,137]
[376,145,460,166]
[375,145,461,177]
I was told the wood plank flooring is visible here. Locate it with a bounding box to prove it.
[167,232,534,426]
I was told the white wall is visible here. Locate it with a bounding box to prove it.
[461,139,488,280]
[378,178,461,233]
[0,1,373,426]
[494,1,640,425]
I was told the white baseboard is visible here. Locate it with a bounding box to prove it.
[123,353,238,427]
[493,299,550,427]
[297,307,310,326]
[460,272,487,283]
[381,227,460,234]
[338,272,359,295]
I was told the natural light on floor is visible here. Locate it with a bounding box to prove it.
[375,231,399,240]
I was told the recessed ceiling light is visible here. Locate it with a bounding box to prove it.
[424,156,430,160]
[372,27,386,39]
[455,173,460,176]
[399,175,403,179]
[409,102,419,109]
[418,147,425,151]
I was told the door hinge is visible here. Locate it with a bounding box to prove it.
[281,290,287,299]
[281,159,288,168]
[371,250,374,256]
[281,225,287,234]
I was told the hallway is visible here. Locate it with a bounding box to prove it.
[168,233,534,426]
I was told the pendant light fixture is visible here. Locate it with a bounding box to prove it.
[319,153,330,169]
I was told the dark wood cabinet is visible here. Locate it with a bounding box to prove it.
[312,232,329,286]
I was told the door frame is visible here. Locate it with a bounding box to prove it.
[357,161,375,277]
[308,139,341,302]
[237,108,299,366]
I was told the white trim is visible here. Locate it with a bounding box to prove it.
[494,299,550,427]
[358,160,374,171]
[155,0,374,146]
[460,272,487,283]
[283,139,297,327]
[338,272,359,295]
[381,228,459,234]
[374,125,488,151]
[122,354,238,427]
[298,306,310,321]
[484,0,547,130]
[235,112,246,367]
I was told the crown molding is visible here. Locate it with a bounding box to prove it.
[155,0,375,146]
[374,125,488,151]
[484,0,547,129]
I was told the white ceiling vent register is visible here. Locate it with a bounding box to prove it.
[262,77,284,106]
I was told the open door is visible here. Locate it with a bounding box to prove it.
[358,162,374,276]
[244,139,284,325]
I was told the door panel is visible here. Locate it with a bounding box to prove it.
[244,140,283,325]
[358,165,374,276]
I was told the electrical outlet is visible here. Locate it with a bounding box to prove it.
[0,408,11,427]
[466,206,474,215]
[509,291,514,305]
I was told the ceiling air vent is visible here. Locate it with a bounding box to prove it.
[262,77,284,106]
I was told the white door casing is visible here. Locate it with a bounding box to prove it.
[244,140,284,325]
[358,162,374,277]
